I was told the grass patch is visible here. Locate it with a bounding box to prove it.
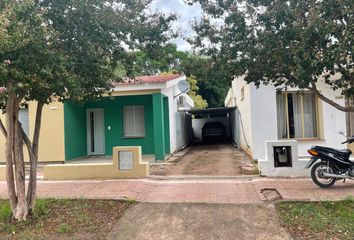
[57,223,72,234]
[0,202,12,222]
[276,199,354,240]
[0,199,132,240]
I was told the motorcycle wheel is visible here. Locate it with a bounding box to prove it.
[311,162,336,188]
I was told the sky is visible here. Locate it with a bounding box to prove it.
[150,0,202,52]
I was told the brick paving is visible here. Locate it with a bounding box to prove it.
[0,178,353,203]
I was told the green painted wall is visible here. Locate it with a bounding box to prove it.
[64,94,172,161]
[163,97,170,154]
[152,93,166,160]
[85,95,155,156]
[64,102,87,161]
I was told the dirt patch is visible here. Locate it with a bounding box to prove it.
[261,188,283,201]
[0,199,131,240]
[107,202,291,240]
[150,143,254,176]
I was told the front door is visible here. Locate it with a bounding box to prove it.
[87,109,105,155]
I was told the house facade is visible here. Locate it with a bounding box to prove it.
[225,76,354,163]
[0,74,194,162]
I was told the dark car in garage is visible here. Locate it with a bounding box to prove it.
[202,122,227,142]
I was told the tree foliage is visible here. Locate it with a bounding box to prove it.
[188,0,354,112]
[187,75,208,109]
[118,43,228,107]
[0,0,176,220]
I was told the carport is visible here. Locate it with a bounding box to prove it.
[150,106,253,176]
[186,107,238,145]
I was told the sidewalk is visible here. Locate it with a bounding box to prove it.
[0,178,353,203]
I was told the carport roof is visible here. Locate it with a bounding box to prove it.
[184,107,236,115]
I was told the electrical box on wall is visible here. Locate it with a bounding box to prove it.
[118,151,134,170]
[274,146,292,168]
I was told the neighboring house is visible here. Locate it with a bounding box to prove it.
[225,76,354,162]
[0,74,194,162]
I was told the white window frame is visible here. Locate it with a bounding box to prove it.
[277,92,319,140]
[123,106,145,138]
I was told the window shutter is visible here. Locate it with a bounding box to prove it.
[124,107,135,137]
[124,106,145,137]
[135,106,145,136]
[19,108,29,137]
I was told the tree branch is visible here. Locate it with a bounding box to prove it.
[307,83,354,112]
[0,118,7,137]
[26,102,44,211]
[32,102,44,158]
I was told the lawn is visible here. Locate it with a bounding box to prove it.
[0,199,133,240]
[276,199,354,240]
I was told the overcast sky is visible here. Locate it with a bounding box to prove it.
[150,0,202,52]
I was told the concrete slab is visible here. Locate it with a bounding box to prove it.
[106,203,291,240]
[150,142,253,176]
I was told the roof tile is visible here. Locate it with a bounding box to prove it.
[113,74,183,86]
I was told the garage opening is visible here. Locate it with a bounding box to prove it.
[149,106,256,176]
[188,107,238,145]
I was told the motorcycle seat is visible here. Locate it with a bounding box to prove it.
[335,149,352,155]
[314,146,352,157]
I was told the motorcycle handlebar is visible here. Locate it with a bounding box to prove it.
[342,137,354,145]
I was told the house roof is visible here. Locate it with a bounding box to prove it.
[112,74,184,86]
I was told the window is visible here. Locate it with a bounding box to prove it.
[123,106,145,138]
[19,108,29,137]
[240,87,245,101]
[277,92,318,139]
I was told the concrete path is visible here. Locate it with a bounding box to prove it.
[0,178,353,203]
[106,203,291,240]
[150,143,252,176]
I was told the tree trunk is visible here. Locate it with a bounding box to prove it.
[12,108,27,220]
[4,82,28,220]
[3,97,44,218]
[5,91,18,214]
[26,102,44,212]
[0,118,7,137]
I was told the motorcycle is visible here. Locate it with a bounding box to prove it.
[305,133,354,188]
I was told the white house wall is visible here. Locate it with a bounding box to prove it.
[161,83,193,153]
[232,77,253,156]
[247,80,347,161]
[249,84,278,160]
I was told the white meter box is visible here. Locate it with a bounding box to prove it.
[119,151,134,170]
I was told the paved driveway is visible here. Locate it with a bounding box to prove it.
[107,203,291,240]
[1,178,353,204]
[150,142,252,176]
